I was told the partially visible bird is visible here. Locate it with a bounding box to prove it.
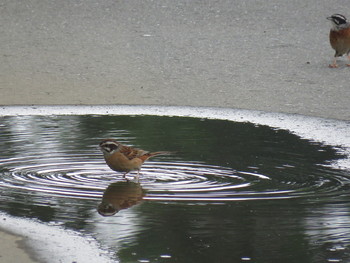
[327,14,350,68]
[99,139,169,180]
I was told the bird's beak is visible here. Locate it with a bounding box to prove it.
[327,17,332,20]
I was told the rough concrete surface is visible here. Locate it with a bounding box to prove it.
[0,229,39,263]
[0,1,349,116]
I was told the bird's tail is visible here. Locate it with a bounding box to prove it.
[149,151,172,157]
[140,151,172,161]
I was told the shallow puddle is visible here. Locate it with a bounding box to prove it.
[0,114,350,262]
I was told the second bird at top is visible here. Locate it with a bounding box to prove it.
[327,14,350,68]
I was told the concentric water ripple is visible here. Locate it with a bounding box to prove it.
[0,114,349,206]
[1,152,349,203]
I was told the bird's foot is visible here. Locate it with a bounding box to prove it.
[122,173,130,181]
[329,63,338,68]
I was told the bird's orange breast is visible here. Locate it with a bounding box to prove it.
[330,28,350,55]
[105,152,144,172]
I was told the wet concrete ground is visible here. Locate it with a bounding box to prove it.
[1,0,349,120]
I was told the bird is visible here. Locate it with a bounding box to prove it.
[327,14,350,68]
[99,139,169,180]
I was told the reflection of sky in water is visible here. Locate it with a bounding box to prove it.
[305,204,350,243]
[0,109,350,262]
[304,204,350,262]
[93,210,142,251]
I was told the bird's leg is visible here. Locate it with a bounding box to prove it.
[134,170,140,183]
[329,57,338,68]
[123,172,129,181]
[346,55,350,67]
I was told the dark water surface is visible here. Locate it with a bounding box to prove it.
[0,115,350,263]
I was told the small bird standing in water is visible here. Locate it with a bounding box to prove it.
[99,139,169,180]
[327,14,350,68]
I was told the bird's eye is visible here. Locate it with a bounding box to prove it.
[104,143,118,152]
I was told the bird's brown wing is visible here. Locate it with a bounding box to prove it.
[119,145,148,160]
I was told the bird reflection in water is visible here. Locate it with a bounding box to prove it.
[98,181,145,216]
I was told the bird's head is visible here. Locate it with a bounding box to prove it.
[328,14,348,30]
[99,139,120,156]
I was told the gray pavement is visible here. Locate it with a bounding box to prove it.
[0,0,349,120]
